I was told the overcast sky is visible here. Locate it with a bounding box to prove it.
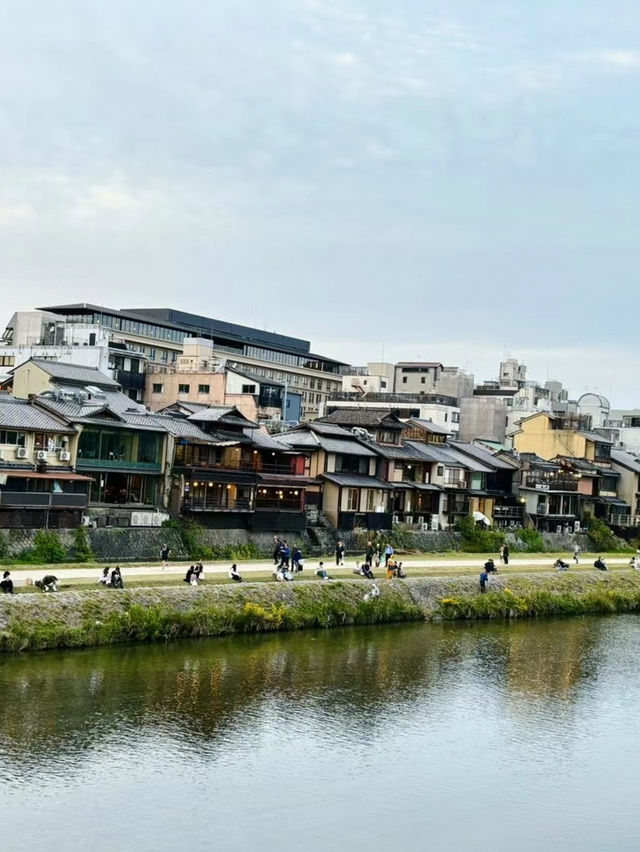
[1,1,639,403]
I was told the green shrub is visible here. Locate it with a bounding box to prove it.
[513,528,545,552]
[455,515,504,553]
[586,517,619,552]
[72,526,94,562]
[32,530,67,564]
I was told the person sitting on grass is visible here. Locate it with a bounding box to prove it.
[484,558,497,574]
[315,561,331,580]
[110,566,124,589]
[594,556,608,571]
[184,566,196,584]
[554,559,569,571]
[229,563,243,582]
[35,575,58,592]
[0,570,13,594]
[194,562,205,582]
[98,567,110,585]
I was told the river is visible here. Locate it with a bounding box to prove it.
[2,616,640,851]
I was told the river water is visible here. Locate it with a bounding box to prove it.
[2,616,640,851]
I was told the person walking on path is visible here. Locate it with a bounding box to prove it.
[573,543,581,565]
[499,543,505,564]
[279,541,291,570]
[161,544,170,569]
[335,540,345,567]
[291,546,303,572]
[365,541,375,568]
[502,544,510,566]
[273,536,282,566]
[384,543,394,567]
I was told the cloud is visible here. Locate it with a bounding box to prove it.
[570,49,640,72]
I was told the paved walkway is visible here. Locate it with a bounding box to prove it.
[5,555,633,586]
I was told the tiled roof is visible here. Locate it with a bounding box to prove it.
[187,406,258,427]
[317,437,377,456]
[27,359,119,388]
[246,429,291,451]
[0,397,76,433]
[611,449,640,474]
[307,422,354,437]
[579,430,613,445]
[448,441,515,471]
[318,408,402,427]
[320,473,392,489]
[405,418,452,435]
[275,430,320,449]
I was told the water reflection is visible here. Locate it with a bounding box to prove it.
[0,616,615,772]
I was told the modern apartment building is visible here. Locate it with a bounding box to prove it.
[39,304,345,419]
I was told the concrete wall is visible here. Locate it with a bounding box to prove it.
[458,397,508,443]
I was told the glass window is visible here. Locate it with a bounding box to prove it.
[152,383,164,393]
[178,384,190,394]
[0,430,26,446]
[198,384,210,394]
[346,488,359,511]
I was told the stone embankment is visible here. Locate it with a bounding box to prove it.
[2,572,640,653]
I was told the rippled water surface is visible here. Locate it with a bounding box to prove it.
[2,616,640,851]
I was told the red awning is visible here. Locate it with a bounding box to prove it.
[2,471,94,481]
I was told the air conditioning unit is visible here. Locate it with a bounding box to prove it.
[35,450,47,461]
[417,516,425,525]
[15,447,28,459]
[405,515,414,525]
[59,450,71,462]
[421,522,429,531]
[392,514,399,525]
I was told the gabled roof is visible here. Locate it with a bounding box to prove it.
[275,425,376,456]
[318,408,404,428]
[611,449,640,474]
[405,418,452,435]
[403,441,467,467]
[0,396,76,434]
[187,406,258,428]
[307,421,354,437]
[448,441,515,471]
[17,358,119,389]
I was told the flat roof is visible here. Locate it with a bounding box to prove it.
[40,303,346,365]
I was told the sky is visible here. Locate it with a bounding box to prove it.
[1,0,639,404]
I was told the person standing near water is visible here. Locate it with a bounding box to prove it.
[503,544,510,566]
[335,540,345,567]
[161,543,170,569]
[479,568,489,593]
[573,543,581,564]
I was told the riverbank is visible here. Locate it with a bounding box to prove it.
[2,572,640,652]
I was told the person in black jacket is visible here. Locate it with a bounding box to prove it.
[0,570,13,594]
[335,540,345,566]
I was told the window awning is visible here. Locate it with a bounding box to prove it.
[412,483,442,491]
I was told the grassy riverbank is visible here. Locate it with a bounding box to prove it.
[2,572,640,652]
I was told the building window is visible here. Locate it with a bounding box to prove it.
[198,384,210,394]
[436,465,444,477]
[0,430,26,446]
[0,355,15,367]
[149,348,156,360]
[178,384,190,394]
[346,488,359,511]
[152,383,164,394]
[421,376,426,384]
[402,376,407,384]
[381,380,387,388]
[241,384,256,394]
[366,490,376,511]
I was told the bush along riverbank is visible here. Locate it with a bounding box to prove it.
[2,573,640,653]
